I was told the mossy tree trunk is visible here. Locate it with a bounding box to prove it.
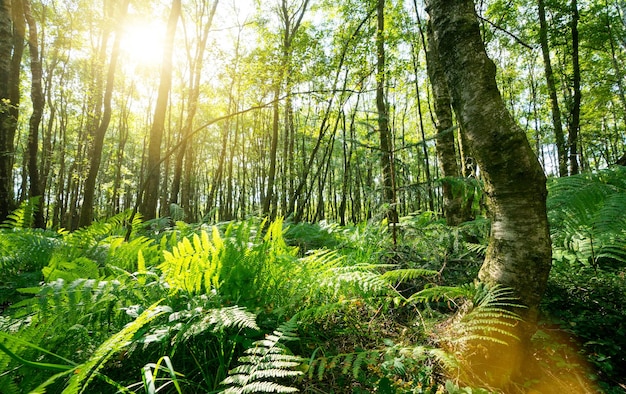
[425,0,552,321]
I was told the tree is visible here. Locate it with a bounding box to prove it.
[426,0,552,386]
[0,0,24,223]
[262,0,310,219]
[79,0,129,227]
[426,0,551,321]
[140,0,181,220]
[376,0,397,227]
[538,0,567,177]
[423,17,465,225]
[24,0,45,228]
[568,0,581,175]
[170,0,219,218]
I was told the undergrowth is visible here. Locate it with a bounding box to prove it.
[1,169,624,393]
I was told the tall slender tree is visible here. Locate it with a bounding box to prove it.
[24,0,45,228]
[376,0,397,227]
[538,0,567,176]
[262,0,310,219]
[141,0,181,220]
[79,0,129,227]
[424,19,464,225]
[0,0,24,223]
[568,0,581,175]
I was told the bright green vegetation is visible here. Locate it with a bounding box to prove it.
[1,167,625,393]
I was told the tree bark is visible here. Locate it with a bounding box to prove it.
[426,0,552,386]
[426,0,552,318]
[0,0,24,223]
[79,0,129,227]
[568,0,581,175]
[424,21,465,226]
[23,0,45,228]
[170,0,218,215]
[140,0,181,220]
[376,0,397,228]
[538,0,567,177]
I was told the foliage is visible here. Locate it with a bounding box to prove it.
[1,197,41,229]
[543,167,626,390]
[1,194,624,392]
[220,319,304,394]
[548,166,626,271]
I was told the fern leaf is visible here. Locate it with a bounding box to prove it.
[220,320,303,394]
[64,302,169,394]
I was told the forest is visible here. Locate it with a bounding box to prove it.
[0,0,625,392]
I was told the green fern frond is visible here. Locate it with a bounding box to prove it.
[548,167,626,268]
[158,229,223,294]
[220,320,303,394]
[307,349,380,381]
[1,197,40,229]
[63,302,170,394]
[380,268,439,283]
[407,283,476,304]
[170,306,260,342]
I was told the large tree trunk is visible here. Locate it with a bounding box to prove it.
[140,0,181,220]
[426,0,551,319]
[426,0,552,387]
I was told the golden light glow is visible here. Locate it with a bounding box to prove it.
[120,21,165,68]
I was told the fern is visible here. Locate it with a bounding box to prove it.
[1,197,40,229]
[307,349,380,381]
[64,302,168,393]
[147,305,260,349]
[158,228,223,294]
[220,320,304,394]
[409,283,523,345]
[548,167,626,269]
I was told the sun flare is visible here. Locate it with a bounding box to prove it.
[120,21,165,68]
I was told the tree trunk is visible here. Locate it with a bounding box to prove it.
[427,0,551,319]
[424,20,465,225]
[376,0,397,228]
[568,0,581,175]
[140,0,181,220]
[0,0,24,223]
[538,0,567,176]
[427,0,552,386]
[170,0,217,213]
[23,0,45,228]
[79,0,129,227]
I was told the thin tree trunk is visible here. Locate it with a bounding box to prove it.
[410,20,435,213]
[538,0,567,176]
[141,0,181,220]
[376,0,397,229]
[424,19,464,225]
[23,0,45,228]
[170,0,217,212]
[569,0,581,175]
[0,0,24,222]
[79,0,129,227]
